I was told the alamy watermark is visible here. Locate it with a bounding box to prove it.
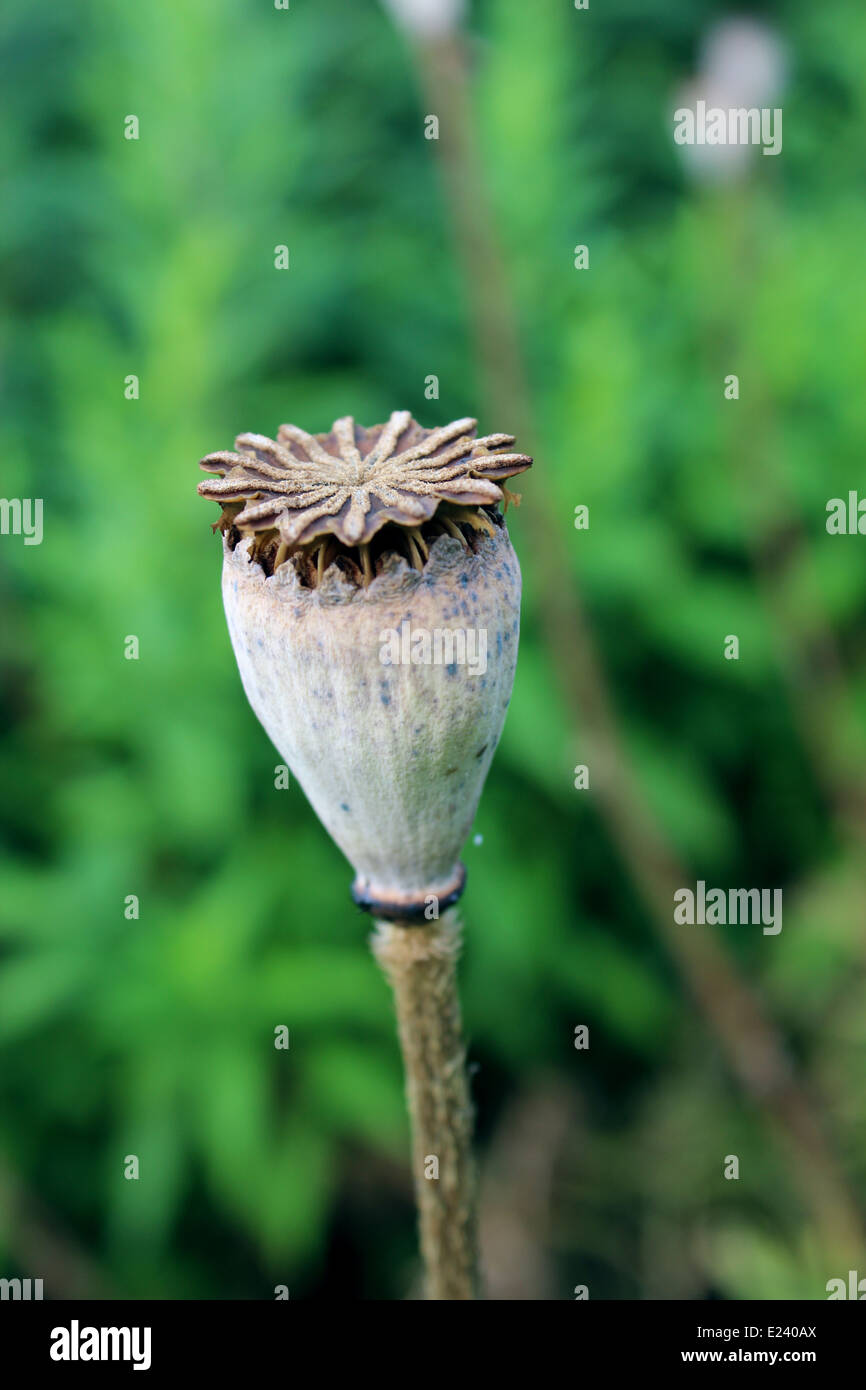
[827,1270,866,1299]
[0,498,43,545]
[1,1277,43,1299]
[674,100,782,157]
[826,492,866,534]
[674,881,782,935]
[379,619,487,676]
[50,1321,151,1371]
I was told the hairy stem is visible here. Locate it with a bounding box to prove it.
[371,912,479,1299]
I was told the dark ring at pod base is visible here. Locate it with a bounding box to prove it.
[351,864,467,924]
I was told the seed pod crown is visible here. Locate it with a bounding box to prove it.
[199,411,532,587]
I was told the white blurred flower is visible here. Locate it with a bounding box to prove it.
[381,0,466,39]
[674,17,788,184]
[700,18,787,109]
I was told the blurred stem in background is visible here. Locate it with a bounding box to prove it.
[394,21,864,1260]
[709,185,866,864]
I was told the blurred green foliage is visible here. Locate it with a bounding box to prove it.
[1,0,865,1299]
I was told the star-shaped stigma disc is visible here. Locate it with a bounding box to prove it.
[198,412,532,556]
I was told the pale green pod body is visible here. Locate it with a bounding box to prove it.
[221,526,521,916]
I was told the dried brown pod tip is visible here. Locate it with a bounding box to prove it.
[198,411,532,586]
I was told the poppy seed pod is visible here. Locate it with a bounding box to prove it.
[222,524,520,916]
[199,412,531,917]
